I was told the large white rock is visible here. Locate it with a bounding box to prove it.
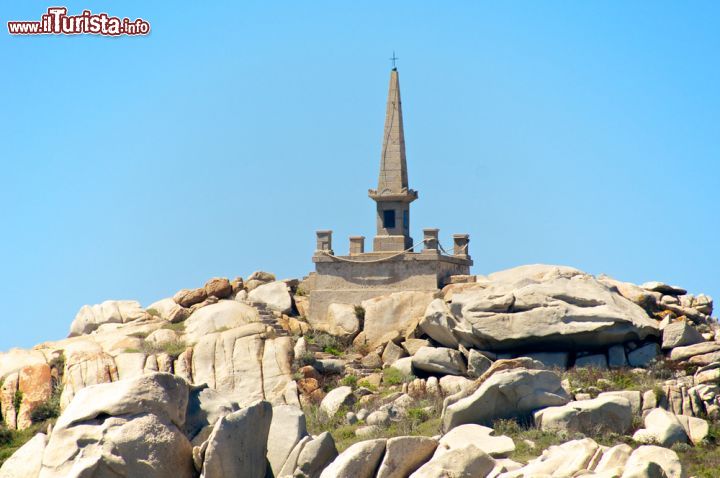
[662,321,705,350]
[409,443,495,478]
[623,445,684,478]
[199,400,273,478]
[292,431,338,478]
[147,297,190,323]
[319,386,354,419]
[534,395,633,435]
[628,343,660,367]
[675,414,709,446]
[319,303,361,339]
[436,424,515,458]
[40,373,194,478]
[0,349,48,382]
[632,408,689,447]
[598,390,642,415]
[442,368,570,432]
[184,385,239,442]
[361,291,436,349]
[498,438,600,478]
[69,300,148,336]
[248,281,293,314]
[412,346,467,376]
[267,405,307,477]
[183,300,259,343]
[0,432,47,478]
[376,436,437,478]
[420,299,472,349]
[191,324,294,407]
[449,265,659,351]
[319,439,386,478]
[668,341,720,361]
[594,443,632,475]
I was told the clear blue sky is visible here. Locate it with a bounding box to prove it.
[1,1,718,352]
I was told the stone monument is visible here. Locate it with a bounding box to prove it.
[308,66,472,323]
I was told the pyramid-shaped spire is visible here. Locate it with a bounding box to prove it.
[377,68,408,193]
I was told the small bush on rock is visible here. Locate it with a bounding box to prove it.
[340,375,358,389]
[382,367,413,385]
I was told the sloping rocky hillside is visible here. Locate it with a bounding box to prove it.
[0,265,718,477]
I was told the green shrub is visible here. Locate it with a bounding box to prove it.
[306,330,345,356]
[29,391,61,423]
[12,391,22,415]
[146,308,160,317]
[357,380,378,392]
[296,351,316,368]
[0,427,11,447]
[382,367,414,385]
[162,322,186,333]
[340,375,358,388]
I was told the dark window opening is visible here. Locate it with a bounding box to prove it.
[383,210,396,229]
[403,210,409,229]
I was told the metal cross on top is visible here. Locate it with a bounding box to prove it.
[390,51,399,69]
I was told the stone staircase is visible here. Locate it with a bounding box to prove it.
[244,300,289,337]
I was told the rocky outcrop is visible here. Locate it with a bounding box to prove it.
[267,404,308,476]
[410,444,495,478]
[447,265,660,351]
[40,373,194,478]
[307,303,361,340]
[534,395,633,435]
[191,324,294,407]
[376,436,437,478]
[319,439,386,478]
[183,300,259,343]
[69,300,148,336]
[359,291,435,349]
[442,367,570,431]
[247,281,293,314]
[0,433,47,478]
[198,401,273,478]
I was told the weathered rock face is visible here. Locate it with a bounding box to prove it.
[319,386,354,419]
[409,443,495,478]
[624,445,684,478]
[289,431,338,478]
[204,277,233,299]
[534,395,634,436]
[60,339,120,409]
[183,300,259,343]
[148,298,191,323]
[174,288,208,308]
[411,346,467,376]
[267,405,308,477]
[442,367,570,432]
[662,320,704,350]
[360,291,435,349]
[309,303,360,340]
[0,432,47,477]
[633,408,690,447]
[436,424,515,458]
[499,438,600,477]
[191,324,294,407]
[247,281,293,314]
[199,401,273,478]
[40,373,194,478]
[16,364,53,430]
[69,300,148,336]
[448,265,659,352]
[319,438,386,478]
[376,436,437,478]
